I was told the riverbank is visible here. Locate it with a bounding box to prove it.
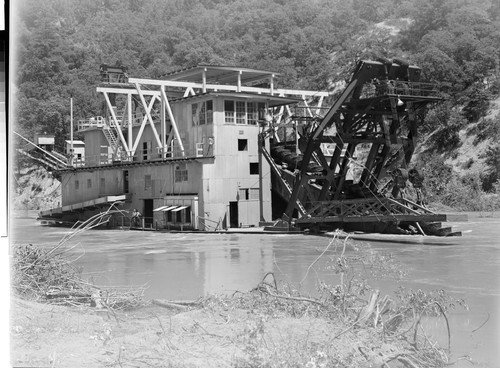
[11,215,498,367]
[11,235,458,368]
[11,290,453,368]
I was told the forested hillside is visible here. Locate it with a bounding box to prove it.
[13,0,500,210]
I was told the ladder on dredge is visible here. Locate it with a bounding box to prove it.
[262,58,467,236]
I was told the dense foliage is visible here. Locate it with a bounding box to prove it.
[13,0,500,208]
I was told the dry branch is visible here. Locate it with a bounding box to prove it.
[12,203,146,311]
[261,285,325,307]
[152,299,189,310]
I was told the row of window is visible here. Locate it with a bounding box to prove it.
[143,166,188,191]
[224,101,266,125]
[142,167,189,192]
[238,188,260,201]
[191,100,267,126]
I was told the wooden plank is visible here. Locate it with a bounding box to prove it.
[296,213,463,224]
[342,214,449,223]
[442,213,468,222]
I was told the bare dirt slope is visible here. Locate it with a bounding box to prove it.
[11,165,61,211]
[11,297,420,368]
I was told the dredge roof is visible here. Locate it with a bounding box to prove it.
[171,91,302,107]
[162,65,279,85]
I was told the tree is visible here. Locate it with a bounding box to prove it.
[398,0,450,51]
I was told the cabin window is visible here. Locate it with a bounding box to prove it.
[238,139,248,151]
[206,100,213,124]
[191,104,199,125]
[145,175,152,189]
[185,206,191,223]
[224,100,235,124]
[249,188,260,200]
[175,163,188,182]
[236,101,246,124]
[238,188,248,200]
[238,188,259,201]
[249,162,259,175]
[87,179,92,189]
[100,178,105,192]
[192,100,213,126]
[247,102,258,125]
[75,180,79,190]
[199,101,206,125]
[224,100,266,125]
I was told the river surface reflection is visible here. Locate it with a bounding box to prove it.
[11,214,500,367]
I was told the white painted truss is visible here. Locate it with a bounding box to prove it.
[79,65,330,164]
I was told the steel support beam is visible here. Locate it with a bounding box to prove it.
[127,93,133,158]
[160,86,185,156]
[131,96,157,156]
[103,91,130,156]
[134,83,163,151]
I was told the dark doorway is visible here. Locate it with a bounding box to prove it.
[229,201,239,228]
[123,170,129,193]
[144,199,154,224]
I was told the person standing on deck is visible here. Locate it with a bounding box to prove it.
[131,209,142,228]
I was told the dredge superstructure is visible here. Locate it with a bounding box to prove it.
[38,59,466,235]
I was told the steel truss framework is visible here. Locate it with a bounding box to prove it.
[81,66,329,163]
[263,59,466,235]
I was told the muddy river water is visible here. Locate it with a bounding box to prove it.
[11,213,500,367]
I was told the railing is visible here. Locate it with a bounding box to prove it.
[197,216,222,231]
[113,215,156,229]
[70,145,214,168]
[113,215,197,231]
[76,113,163,131]
[359,80,440,100]
[113,215,132,228]
[72,152,118,168]
[17,148,67,170]
[76,116,108,131]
